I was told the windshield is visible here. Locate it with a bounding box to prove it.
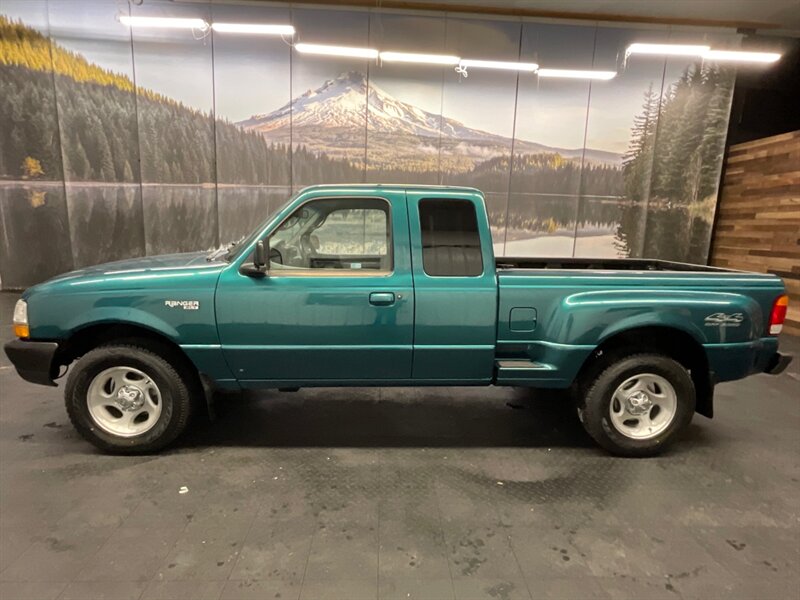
[214,192,299,262]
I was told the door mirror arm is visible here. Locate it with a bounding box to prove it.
[240,239,268,278]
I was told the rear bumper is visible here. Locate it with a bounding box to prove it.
[3,339,59,386]
[705,338,790,382]
[765,352,793,375]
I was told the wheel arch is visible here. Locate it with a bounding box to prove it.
[59,321,180,362]
[575,325,713,418]
[56,322,205,400]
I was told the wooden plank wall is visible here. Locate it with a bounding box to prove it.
[710,130,800,335]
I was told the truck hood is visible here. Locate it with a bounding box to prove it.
[24,251,226,296]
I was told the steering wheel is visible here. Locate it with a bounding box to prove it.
[269,246,283,265]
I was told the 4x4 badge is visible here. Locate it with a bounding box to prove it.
[704,312,743,327]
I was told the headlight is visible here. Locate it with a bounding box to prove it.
[12,299,29,338]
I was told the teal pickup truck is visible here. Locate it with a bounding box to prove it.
[5,185,792,456]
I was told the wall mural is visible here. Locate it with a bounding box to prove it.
[0,0,738,289]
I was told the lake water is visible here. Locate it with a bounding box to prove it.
[0,182,712,289]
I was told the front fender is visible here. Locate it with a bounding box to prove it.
[64,307,181,342]
[28,292,220,344]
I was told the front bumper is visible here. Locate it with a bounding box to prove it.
[765,352,793,375]
[3,339,59,386]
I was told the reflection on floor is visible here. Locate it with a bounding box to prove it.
[0,291,798,600]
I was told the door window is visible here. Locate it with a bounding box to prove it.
[269,198,392,272]
[419,199,483,276]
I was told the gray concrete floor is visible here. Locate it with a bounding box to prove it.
[0,291,798,600]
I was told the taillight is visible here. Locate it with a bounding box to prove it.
[769,294,789,335]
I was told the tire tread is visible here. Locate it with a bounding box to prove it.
[65,342,193,454]
[578,353,695,457]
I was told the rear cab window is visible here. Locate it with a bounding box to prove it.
[419,199,483,277]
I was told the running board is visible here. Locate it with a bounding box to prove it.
[495,359,555,383]
[496,359,549,370]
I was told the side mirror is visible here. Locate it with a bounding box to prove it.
[240,239,268,277]
[254,239,268,270]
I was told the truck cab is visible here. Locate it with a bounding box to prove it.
[216,186,497,386]
[5,184,792,456]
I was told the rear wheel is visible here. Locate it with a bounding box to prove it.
[577,353,695,457]
[65,343,194,454]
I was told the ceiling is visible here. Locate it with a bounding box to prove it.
[278,0,800,33]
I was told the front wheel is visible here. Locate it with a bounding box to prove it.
[577,353,695,457]
[65,343,194,454]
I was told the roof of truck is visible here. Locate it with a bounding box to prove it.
[298,183,483,196]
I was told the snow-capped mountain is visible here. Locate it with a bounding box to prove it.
[237,71,620,170]
[239,71,442,138]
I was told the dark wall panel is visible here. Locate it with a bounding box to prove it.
[574,26,668,258]
[141,186,217,256]
[0,1,73,287]
[366,12,447,185]
[211,3,292,249]
[0,1,64,183]
[47,0,146,268]
[213,1,291,188]
[643,31,737,264]
[129,1,215,186]
[67,185,145,269]
[504,22,595,256]
[128,0,217,256]
[217,186,290,246]
[439,17,521,247]
[291,8,371,187]
[0,184,73,288]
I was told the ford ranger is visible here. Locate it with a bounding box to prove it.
[4,185,792,456]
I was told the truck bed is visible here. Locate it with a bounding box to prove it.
[495,257,735,272]
[493,255,784,389]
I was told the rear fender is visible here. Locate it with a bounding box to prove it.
[561,291,752,421]
[562,289,762,346]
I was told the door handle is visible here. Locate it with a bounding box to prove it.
[369,292,395,306]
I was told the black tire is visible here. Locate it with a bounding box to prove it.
[65,343,194,454]
[577,353,695,457]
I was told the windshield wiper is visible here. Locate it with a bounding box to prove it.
[207,237,244,262]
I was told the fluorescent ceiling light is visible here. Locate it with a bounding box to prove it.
[702,49,781,63]
[211,23,295,35]
[295,43,378,59]
[380,51,460,65]
[538,69,616,80]
[119,16,208,30]
[626,43,710,57]
[459,59,539,72]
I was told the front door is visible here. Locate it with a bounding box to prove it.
[216,192,413,384]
